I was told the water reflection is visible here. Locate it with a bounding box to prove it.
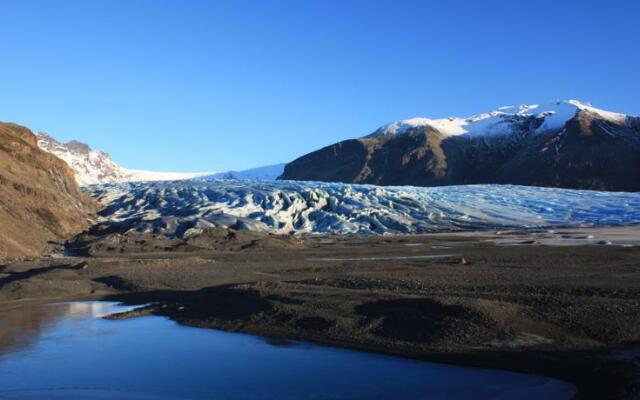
[0,302,135,358]
[0,302,576,400]
[0,303,67,357]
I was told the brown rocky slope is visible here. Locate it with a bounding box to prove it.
[0,122,95,259]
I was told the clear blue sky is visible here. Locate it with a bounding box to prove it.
[1,0,638,172]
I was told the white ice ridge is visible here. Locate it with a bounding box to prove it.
[370,100,630,139]
[89,180,640,237]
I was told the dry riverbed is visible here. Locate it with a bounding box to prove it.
[1,227,640,399]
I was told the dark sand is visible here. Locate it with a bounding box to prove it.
[1,227,639,399]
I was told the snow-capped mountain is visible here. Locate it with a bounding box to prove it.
[36,133,210,186]
[88,180,640,237]
[37,133,284,186]
[367,100,627,139]
[280,100,640,191]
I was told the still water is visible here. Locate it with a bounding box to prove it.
[0,302,575,400]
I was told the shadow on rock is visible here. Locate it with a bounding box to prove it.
[93,275,141,291]
[0,262,87,288]
[105,285,273,322]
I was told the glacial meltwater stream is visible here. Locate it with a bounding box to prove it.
[0,302,575,399]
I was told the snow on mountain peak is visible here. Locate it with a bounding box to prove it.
[565,99,627,123]
[36,132,283,186]
[378,117,467,136]
[370,100,629,139]
[36,132,209,186]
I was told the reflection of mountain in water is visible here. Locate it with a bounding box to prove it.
[0,302,126,357]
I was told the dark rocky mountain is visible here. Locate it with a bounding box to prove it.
[280,100,640,191]
[0,123,95,259]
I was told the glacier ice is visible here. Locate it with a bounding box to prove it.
[88,180,640,237]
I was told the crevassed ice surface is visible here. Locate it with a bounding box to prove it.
[89,181,640,236]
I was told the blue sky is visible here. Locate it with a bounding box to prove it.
[1,0,638,172]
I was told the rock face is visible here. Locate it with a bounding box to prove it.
[280,100,640,191]
[0,123,95,259]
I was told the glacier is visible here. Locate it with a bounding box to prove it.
[88,180,640,237]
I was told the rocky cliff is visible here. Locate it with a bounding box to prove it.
[0,123,95,259]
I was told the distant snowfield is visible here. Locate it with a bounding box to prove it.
[89,180,640,237]
[198,163,285,181]
[120,168,211,183]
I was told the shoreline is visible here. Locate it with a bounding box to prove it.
[1,292,635,399]
[2,229,640,399]
[104,290,638,400]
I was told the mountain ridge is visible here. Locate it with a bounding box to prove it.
[279,100,640,191]
[36,132,283,185]
[36,133,210,186]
